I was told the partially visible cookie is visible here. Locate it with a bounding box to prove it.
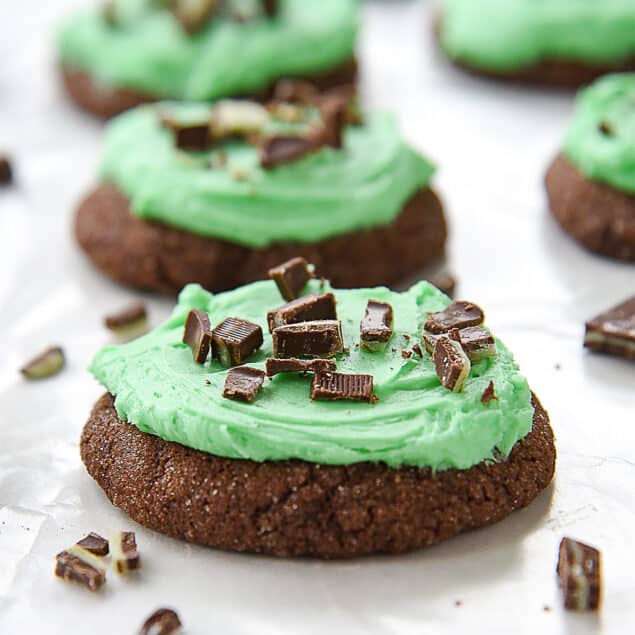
[437,2,635,87]
[81,392,554,558]
[545,74,635,261]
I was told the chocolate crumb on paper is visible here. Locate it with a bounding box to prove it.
[138,608,182,635]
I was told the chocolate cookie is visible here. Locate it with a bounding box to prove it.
[74,183,447,294]
[60,58,358,120]
[81,392,555,558]
[545,154,635,261]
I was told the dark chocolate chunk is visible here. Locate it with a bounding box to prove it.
[584,296,635,360]
[222,366,265,402]
[162,116,213,151]
[411,343,423,357]
[260,136,315,169]
[424,301,485,334]
[598,121,613,137]
[457,326,497,361]
[273,320,343,359]
[212,317,263,367]
[481,381,497,404]
[272,79,319,104]
[265,357,336,377]
[268,257,313,301]
[318,95,348,149]
[139,608,182,635]
[310,371,374,402]
[20,346,65,380]
[428,271,457,298]
[262,0,277,17]
[557,537,602,611]
[172,0,220,34]
[110,531,141,574]
[76,532,109,557]
[360,300,394,351]
[267,292,337,332]
[433,335,471,392]
[182,309,212,364]
[0,155,13,186]
[104,301,148,340]
[55,548,106,592]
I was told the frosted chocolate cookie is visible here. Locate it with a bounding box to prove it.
[546,74,635,261]
[74,93,447,293]
[80,272,555,558]
[57,0,357,118]
[437,1,635,87]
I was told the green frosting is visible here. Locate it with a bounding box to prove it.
[57,0,357,99]
[563,73,635,194]
[440,0,635,71]
[99,103,434,246]
[89,280,535,470]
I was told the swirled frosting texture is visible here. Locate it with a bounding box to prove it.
[99,103,434,246]
[58,0,357,99]
[89,280,534,470]
[563,73,635,194]
[440,1,635,71]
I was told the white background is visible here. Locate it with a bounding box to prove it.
[0,1,634,633]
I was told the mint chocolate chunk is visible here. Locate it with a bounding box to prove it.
[212,317,263,367]
[260,136,315,169]
[76,532,109,557]
[55,547,106,592]
[223,366,265,402]
[20,346,65,380]
[584,296,635,360]
[265,357,336,377]
[162,116,213,151]
[104,301,148,341]
[267,292,337,332]
[433,335,471,392]
[481,381,497,404]
[110,531,141,574]
[424,301,485,334]
[310,371,374,402]
[273,320,343,359]
[360,300,393,351]
[139,608,182,635]
[557,537,602,611]
[183,309,211,364]
[268,257,313,301]
[172,0,220,34]
[457,326,496,361]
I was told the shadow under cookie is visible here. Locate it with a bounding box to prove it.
[74,182,448,294]
[545,153,635,262]
[81,392,556,559]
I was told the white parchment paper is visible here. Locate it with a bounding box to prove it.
[0,1,634,633]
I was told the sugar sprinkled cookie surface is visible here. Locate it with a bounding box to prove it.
[89,279,534,469]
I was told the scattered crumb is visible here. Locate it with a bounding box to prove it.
[401,349,412,359]
[554,363,561,371]
[205,379,211,385]
[543,605,552,613]
[454,600,462,607]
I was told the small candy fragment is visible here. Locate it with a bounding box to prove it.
[20,346,65,380]
[260,136,315,169]
[584,296,635,361]
[456,326,497,362]
[424,301,485,334]
[211,317,263,367]
[104,301,148,341]
[557,537,602,611]
[360,300,393,352]
[0,155,13,186]
[76,532,109,557]
[55,546,106,592]
[265,357,336,377]
[267,293,337,332]
[268,257,313,301]
[480,381,497,404]
[222,366,265,403]
[139,608,183,635]
[310,371,374,403]
[273,320,343,359]
[182,309,212,364]
[110,531,141,574]
[433,335,471,392]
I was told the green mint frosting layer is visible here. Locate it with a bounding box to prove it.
[57,0,357,99]
[440,0,635,71]
[99,103,434,247]
[89,280,534,470]
[563,73,635,194]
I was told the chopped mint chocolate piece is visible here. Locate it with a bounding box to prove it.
[20,346,65,380]
[182,309,211,364]
[433,335,470,392]
[211,317,263,367]
[481,381,497,404]
[260,136,315,169]
[310,371,374,402]
[584,296,635,360]
[360,300,393,351]
[557,537,602,611]
[139,608,183,635]
[457,326,497,361]
[110,531,141,574]
[273,320,343,359]
[267,292,337,332]
[76,532,109,557]
[104,301,148,341]
[265,357,336,377]
[55,547,106,592]
[425,301,485,334]
[223,366,265,402]
[268,257,313,301]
